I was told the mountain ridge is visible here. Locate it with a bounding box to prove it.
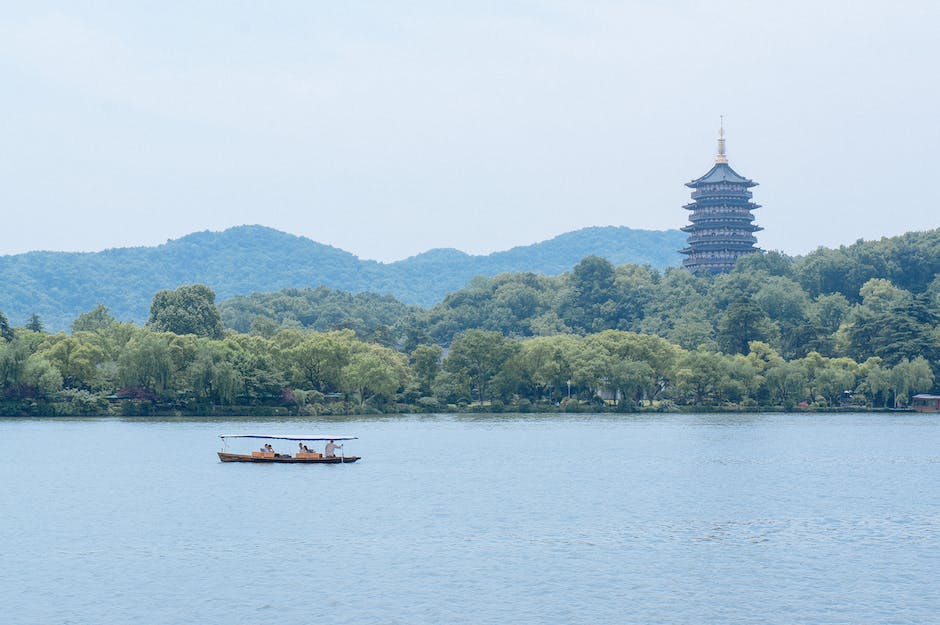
[0,224,686,330]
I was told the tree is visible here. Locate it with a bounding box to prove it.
[890,357,935,407]
[858,358,892,407]
[0,311,13,342]
[40,334,106,389]
[444,330,518,405]
[287,331,352,392]
[21,355,62,397]
[843,291,939,365]
[410,344,443,395]
[565,256,619,332]
[71,305,117,334]
[188,341,241,405]
[674,349,730,405]
[716,299,775,355]
[118,332,175,392]
[608,359,655,407]
[25,314,44,333]
[343,344,410,407]
[764,361,808,408]
[516,335,579,401]
[222,335,286,404]
[147,284,224,339]
[734,250,794,277]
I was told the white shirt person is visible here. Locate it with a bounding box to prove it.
[324,440,343,458]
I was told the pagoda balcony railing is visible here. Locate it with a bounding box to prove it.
[692,183,747,192]
[682,223,761,234]
[688,210,756,221]
[685,234,758,246]
[690,189,753,201]
[682,249,757,262]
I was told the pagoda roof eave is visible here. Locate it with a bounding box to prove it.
[686,162,757,187]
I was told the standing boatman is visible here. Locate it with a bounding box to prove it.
[324,440,343,458]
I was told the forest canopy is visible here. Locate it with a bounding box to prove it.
[1,229,938,416]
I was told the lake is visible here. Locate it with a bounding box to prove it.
[2,413,939,624]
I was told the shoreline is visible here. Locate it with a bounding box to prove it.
[0,405,919,419]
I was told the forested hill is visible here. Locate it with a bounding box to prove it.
[0,225,685,330]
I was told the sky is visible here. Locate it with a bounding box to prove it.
[1,1,937,262]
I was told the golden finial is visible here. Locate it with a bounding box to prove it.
[715,115,728,164]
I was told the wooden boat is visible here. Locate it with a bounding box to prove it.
[217,434,360,463]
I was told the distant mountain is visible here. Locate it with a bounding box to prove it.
[0,225,685,330]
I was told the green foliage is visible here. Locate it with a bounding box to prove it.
[220,286,418,345]
[2,227,940,415]
[716,299,776,355]
[0,311,12,342]
[795,229,940,300]
[0,225,686,330]
[147,285,224,339]
[444,330,519,405]
[71,305,116,333]
[25,314,44,333]
[410,344,443,394]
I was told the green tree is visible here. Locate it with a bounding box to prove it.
[287,331,352,392]
[40,334,107,389]
[674,348,730,405]
[22,354,62,396]
[717,299,775,355]
[858,358,892,407]
[565,256,619,332]
[608,359,655,407]
[188,341,241,405]
[118,331,175,392]
[516,334,580,401]
[764,360,808,408]
[25,314,44,333]
[71,305,117,333]
[444,330,518,405]
[410,344,443,394]
[890,357,935,407]
[147,284,224,338]
[0,311,13,342]
[343,344,410,408]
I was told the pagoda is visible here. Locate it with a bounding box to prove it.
[680,122,762,273]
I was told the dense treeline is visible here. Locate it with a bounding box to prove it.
[2,229,938,415]
[0,315,932,416]
[231,230,940,368]
[0,225,684,330]
[220,286,421,346]
[0,292,936,417]
[416,230,940,358]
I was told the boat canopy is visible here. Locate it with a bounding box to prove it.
[219,434,358,441]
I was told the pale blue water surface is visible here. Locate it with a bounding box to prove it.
[2,413,940,625]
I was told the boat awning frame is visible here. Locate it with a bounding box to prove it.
[219,434,358,441]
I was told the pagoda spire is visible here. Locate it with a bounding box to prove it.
[715,115,728,164]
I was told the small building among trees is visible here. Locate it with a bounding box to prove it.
[911,394,940,412]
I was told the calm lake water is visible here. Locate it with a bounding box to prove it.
[2,413,940,624]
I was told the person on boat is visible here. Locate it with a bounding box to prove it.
[324,440,343,458]
[298,442,306,454]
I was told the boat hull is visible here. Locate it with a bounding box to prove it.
[218,452,360,463]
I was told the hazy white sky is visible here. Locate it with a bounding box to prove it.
[1,1,937,262]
